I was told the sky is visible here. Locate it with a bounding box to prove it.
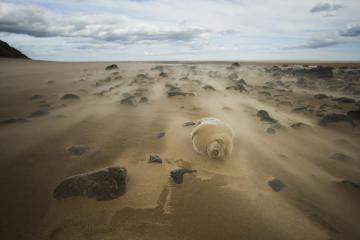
[0,0,359,61]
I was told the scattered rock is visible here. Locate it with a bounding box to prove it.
[347,109,360,120]
[183,121,196,127]
[231,62,240,68]
[318,113,353,126]
[290,122,310,129]
[170,168,196,184]
[1,118,30,125]
[257,110,277,123]
[203,85,216,91]
[68,144,89,156]
[313,94,329,99]
[105,64,119,70]
[29,109,49,118]
[168,91,188,97]
[330,153,352,162]
[337,179,360,190]
[120,95,137,106]
[159,72,168,78]
[61,94,80,100]
[266,128,276,134]
[267,178,285,192]
[53,166,127,201]
[332,97,356,104]
[156,132,165,139]
[148,154,162,164]
[30,94,43,100]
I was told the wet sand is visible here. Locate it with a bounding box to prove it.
[0,58,359,240]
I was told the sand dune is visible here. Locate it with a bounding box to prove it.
[0,58,359,240]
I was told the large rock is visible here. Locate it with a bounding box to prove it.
[0,40,29,59]
[318,113,353,126]
[105,64,119,70]
[267,178,285,192]
[53,166,127,201]
[257,110,277,123]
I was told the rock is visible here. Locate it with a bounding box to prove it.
[170,168,196,184]
[53,166,127,201]
[266,128,276,134]
[159,72,168,78]
[29,109,49,118]
[291,106,307,113]
[61,94,80,100]
[258,91,271,96]
[148,154,162,164]
[156,132,165,139]
[347,109,360,120]
[1,118,30,125]
[267,178,285,192]
[168,91,188,97]
[140,97,148,103]
[332,97,356,104]
[68,144,89,156]
[105,64,119,70]
[330,153,352,162]
[0,40,29,59]
[120,95,137,106]
[290,122,310,129]
[257,110,277,123]
[225,83,248,93]
[183,121,196,127]
[30,94,44,100]
[313,94,329,99]
[337,179,360,190]
[203,85,216,91]
[231,62,240,68]
[318,113,353,126]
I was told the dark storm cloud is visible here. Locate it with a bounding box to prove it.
[310,2,345,13]
[0,3,209,43]
[340,24,360,37]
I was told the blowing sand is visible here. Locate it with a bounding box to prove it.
[0,59,359,240]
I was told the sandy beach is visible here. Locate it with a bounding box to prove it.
[0,58,359,240]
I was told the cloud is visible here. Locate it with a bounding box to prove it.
[284,37,343,49]
[340,24,360,37]
[310,2,345,13]
[0,2,210,44]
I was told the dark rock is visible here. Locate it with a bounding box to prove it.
[168,91,188,97]
[156,132,165,139]
[0,40,29,59]
[257,110,277,123]
[29,109,49,118]
[347,109,360,120]
[120,95,137,106]
[337,179,360,190]
[140,97,148,103]
[183,121,196,127]
[203,85,216,91]
[268,178,285,192]
[330,153,352,162]
[53,166,127,201]
[290,122,310,129]
[30,94,44,100]
[148,154,162,164]
[266,128,276,134]
[258,91,271,96]
[231,62,240,68]
[159,72,168,78]
[1,118,30,125]
[61,94,80,100]
[226,83,248,93]
[170,168,196,184]
[318,113,353,126]
[332,97,356,104]
[105,64,119,70]
[292,106,307,113]
[68,144,90,156]
[313,94,329,99]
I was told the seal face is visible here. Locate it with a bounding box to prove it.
[191,118,233,160]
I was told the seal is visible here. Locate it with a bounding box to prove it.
[191,118,233,160]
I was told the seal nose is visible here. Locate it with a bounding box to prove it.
[212,149,219,157]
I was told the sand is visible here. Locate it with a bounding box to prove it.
[0,58,359,240]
